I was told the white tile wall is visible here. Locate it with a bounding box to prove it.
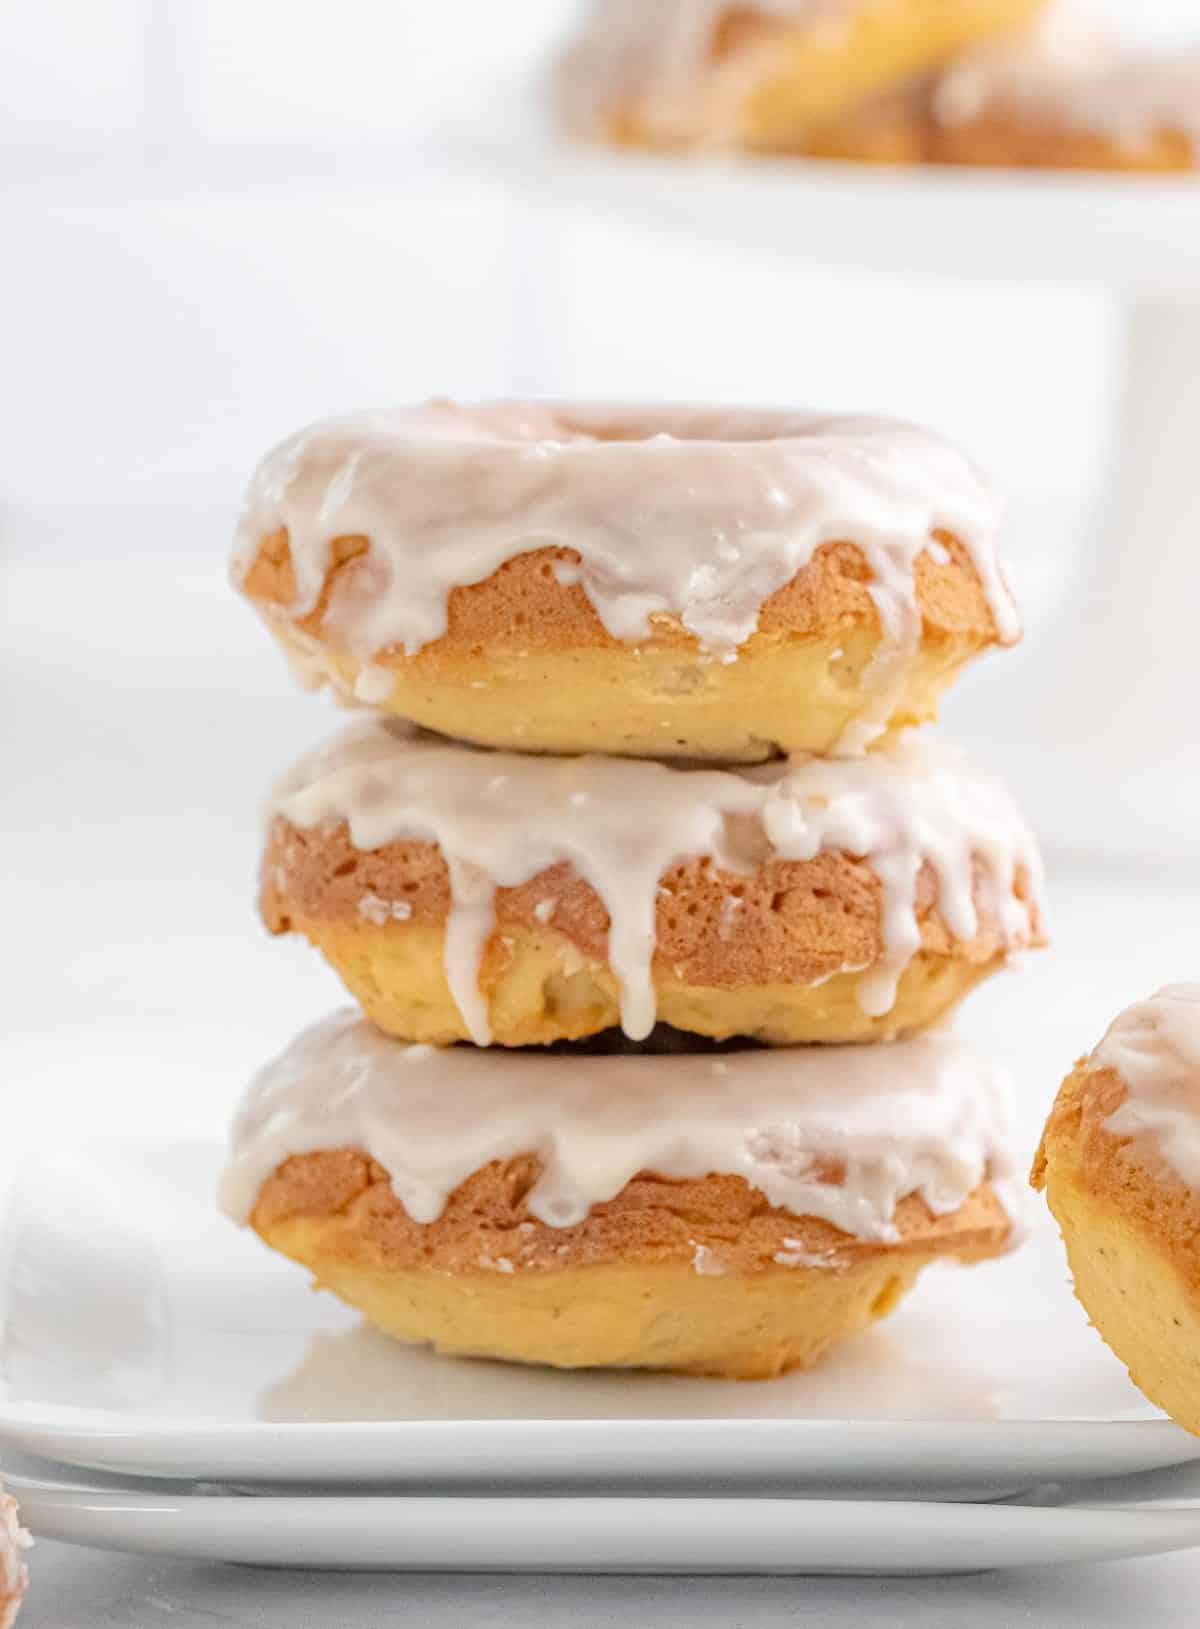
[0,0,572,163]
[165,0,570,149]
[0,0,1189,535]
[0,186,514,511]
[0,0,150,150]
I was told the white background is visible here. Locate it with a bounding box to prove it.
[3,3,1200,1622]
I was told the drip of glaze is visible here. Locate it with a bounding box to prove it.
[266,719,1045,1045]
[1095,985,1200,1186]
[441,857,498,1047]
[232,403,1016,711]
[220,1011,1023,1243]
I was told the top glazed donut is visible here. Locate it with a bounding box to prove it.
[233,401,1019,761]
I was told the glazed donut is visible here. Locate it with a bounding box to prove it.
[1033,987,1200,1433]
[223,1014,1020,1378]
[0,1488,29,1629]
[233,401,1018,762]
[261,720,1046,1048]
[558,0,1045,155]
[932,8,1200,172]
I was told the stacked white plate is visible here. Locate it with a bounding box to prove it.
[2,1139,1200,1573]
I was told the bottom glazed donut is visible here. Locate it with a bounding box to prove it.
[223,1015,1020,1378]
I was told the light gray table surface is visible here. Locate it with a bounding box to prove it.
[16,1541,1200,1628]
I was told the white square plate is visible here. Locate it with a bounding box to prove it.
[0,1139,1195,1497]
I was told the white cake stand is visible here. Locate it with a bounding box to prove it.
[468,114,1200,859]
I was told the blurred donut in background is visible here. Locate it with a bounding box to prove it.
[1034,986,1200,1434]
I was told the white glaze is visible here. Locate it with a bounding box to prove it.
[220,1011,1021,1246]
[267,719,1045,1045]
[1095,986,1200,1186]
[357,893,412,926]
[0,1490,29,1629]
[233,401,1015,689]
[936,5,1200,148]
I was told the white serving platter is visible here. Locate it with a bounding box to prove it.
[0,1139,1195,1499]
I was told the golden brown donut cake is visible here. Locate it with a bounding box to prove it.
[932,8,1200,172]
[261,720,1046,1048]
[1033,986,1200,1434]
[232,402,1019,762]
[223,1015,1021,1378]
[558,0,1045,155]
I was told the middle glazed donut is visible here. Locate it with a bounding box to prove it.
[261,721,1046,1047]
[233,401,1018,761]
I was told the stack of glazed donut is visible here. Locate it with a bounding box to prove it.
[559,0,1200,174]
[224,400,1046,1379]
